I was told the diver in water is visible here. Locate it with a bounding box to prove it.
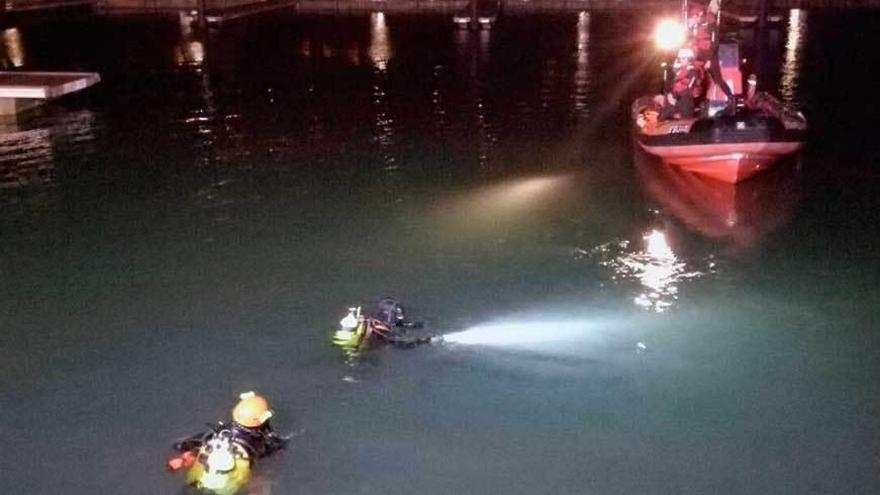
[333,298,432,351]
[168,391,285,471]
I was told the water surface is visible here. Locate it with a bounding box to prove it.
[1,9,879,495]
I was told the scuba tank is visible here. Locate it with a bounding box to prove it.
[333,306,367,350]
[186,430,252,494]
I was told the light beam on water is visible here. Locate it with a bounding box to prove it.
[443,320,594,346]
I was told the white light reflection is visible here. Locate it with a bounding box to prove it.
[443,321,594,347]
[780,9,807,104]
[3,27,25,68]
[368,12,392,71]
[572,12,591,115]
[440,309,639,361]
[590,230,708,313]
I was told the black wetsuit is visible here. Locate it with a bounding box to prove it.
[367,298,432,347]
[175,421,284,460]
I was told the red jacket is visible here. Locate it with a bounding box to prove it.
[672,65,705,99]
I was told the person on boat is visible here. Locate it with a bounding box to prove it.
[687,1,736,113]
[168,391,285,471]
[658,47,704,120]
[333,298,431,351]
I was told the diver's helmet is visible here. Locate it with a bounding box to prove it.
[232,392,273,428]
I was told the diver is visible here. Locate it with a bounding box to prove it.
[168,391,285,472]
[333,298,432,351]
[688,1,736,113]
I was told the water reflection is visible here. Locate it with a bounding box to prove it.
[0,128,53,188]
[2,27,25,68]
[368,12,392,71]
[0,110,98,189]
[174,12,205,67]
[780,9,807,104]
[431,64,449,135]
[571,12,591,116]
[173,15,245,169]
[635,151,801,252]
[588,229,710,313]
[455,27,496,169]
[369,14,396,166]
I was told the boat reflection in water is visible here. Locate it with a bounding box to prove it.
[634,150,802,252]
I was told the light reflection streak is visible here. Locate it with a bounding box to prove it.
[368,12,392,71]
[174,12,205,67]
[369,13,396,165]
[3,27,25,68]
[589,230,709,313]
[174,17,226,165]
[431,64,448,133]
[572,12,591,115]
[475,29,494,168]
[780,9,807,104]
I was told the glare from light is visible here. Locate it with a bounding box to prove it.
[654,18,686,51]
[369,12,392,71]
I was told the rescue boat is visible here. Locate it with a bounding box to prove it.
[633,40,807,184]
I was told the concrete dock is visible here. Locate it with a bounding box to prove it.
[0,71,100,115]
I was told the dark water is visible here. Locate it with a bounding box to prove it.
[1,8,879,495]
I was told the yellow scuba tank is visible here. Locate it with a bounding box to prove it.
[186,433,252,494]
[333,306,366,350]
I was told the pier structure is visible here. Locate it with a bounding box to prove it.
[0,71,100,116]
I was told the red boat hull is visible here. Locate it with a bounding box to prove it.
[639,141,805,183]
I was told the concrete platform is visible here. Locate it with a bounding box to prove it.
[0,71,100,115]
